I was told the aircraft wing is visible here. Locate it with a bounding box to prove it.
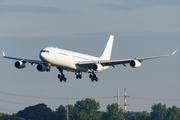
[2,52,43,64]
[77,50,177,67]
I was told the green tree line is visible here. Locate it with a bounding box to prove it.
[0,98,180,120]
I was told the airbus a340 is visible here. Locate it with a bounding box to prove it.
[2,35,177,82]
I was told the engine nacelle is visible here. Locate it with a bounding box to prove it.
[91,63,104,71]
[14,61,26,69]
[130,60,141,68]
[37,64,47,72]
[91,64,98,71]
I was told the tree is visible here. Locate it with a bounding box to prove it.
[54,105,66,120]
[124,111,150,120]
[17,103,53,120]
[140,111,151,120]
[166,105,180,120]
[54,104,79,120]
[151,103,167,120]
[74,98,101,120]
[101,103,124,120]
[66,105,79,120]
[0,113,25,120]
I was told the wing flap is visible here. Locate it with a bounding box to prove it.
[100,59,132,66]
[76,59,133,68]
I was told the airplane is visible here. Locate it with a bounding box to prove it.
[2,35,177,82]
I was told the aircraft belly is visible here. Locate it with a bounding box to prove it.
[64,66,88,73]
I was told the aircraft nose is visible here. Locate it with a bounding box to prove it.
[39,52,43,59]
[39,52,47,62]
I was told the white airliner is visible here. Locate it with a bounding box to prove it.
[2,35,177,82]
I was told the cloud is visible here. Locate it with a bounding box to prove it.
[0,5,66,14]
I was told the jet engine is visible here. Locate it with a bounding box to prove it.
[15,61,26,69]
[130,60,141,68]
[91,63,104,71]
[91,64,98,71]
[37,64,48,72]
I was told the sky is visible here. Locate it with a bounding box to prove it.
[0,0,180,114]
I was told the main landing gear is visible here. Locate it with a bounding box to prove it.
[89,74,98,82]
[57,67,67,82]
[75,72,82,79]
[56,68,98,82]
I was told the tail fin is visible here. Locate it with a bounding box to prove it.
[2,52,5,57]
[100,35,114,60]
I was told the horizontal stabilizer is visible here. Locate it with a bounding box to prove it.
[171,49,177,55]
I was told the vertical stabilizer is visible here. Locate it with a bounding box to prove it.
[100,35,114,60]
[2,52,5,57]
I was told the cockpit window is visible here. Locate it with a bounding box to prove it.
[41,50,49,53]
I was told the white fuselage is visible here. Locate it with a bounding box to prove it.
[39,47,109,73]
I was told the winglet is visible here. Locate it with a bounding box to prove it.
[171,49,177,55]
[2,52,5,57]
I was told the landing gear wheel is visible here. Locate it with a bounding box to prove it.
[89,74,92,79]
[60,78,63,82]
[76,75,79,79]
[57,67,67,82]
[90,73,98,82]
[79,74,82,79]
[58,74,60,79]
[75,72,82,79]
[60,77,63,81]
[91,78,94,82]
[64,78,67,82]
[95,77,98,82]
[59,77,67,82]
[58,74,67,82]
